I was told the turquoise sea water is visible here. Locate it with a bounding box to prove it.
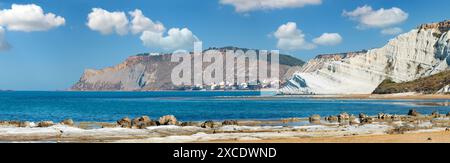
[0,91,449,122]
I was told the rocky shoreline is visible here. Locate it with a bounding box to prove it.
[1,109,450,143]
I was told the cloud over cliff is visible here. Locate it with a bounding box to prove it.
[274,22,342,51]
[86,8,129,35]
[343,5,408,35]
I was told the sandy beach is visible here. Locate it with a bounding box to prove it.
[213,131,450,143]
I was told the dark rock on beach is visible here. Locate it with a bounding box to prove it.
[408,109,421,116]
[201,120,216,128]
[37,121,54,127]
[132,116,158,129]
[391,115,401,121]
[325,116,338,122]
[159,115,177,125]
[360,117,374,124]
[117,117,132,128]
[309,115,321,124]
[431,111,440,118]
[377,113,387,120]
[180,122,200,127]
[61,119,74,126]
[359,113,368,119]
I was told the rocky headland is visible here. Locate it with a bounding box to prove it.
[70,47,305,91]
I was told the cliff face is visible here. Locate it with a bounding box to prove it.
[72,54,179,91]
[281,20,450,95]
[71,48,304,91]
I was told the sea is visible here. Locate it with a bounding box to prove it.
[0,91,449,122]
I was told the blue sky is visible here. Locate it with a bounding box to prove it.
[0,0,449,90]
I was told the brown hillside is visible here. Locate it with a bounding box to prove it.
[373,71,450,94]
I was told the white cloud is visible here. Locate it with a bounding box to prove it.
[0,4,65,32]
[86,8,129,35]
[274,22,316,50]
[0,26,11,51]
[343,5,408,29]
[220,0,322,13]
[381,27,403,35]
[87,8,199,50]
[129,9,165,34]
[140,28,199,51]
[313,33,343,46]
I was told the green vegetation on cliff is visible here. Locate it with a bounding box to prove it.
[373,70,450,94]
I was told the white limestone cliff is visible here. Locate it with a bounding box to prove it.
[281,20,450,95]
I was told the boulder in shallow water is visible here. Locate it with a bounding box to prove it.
[37,121,54,127]
[117,117,132,128]
[378,113,396,121]
[338,113,350,122]
[136,121,158,129]
[309,115,321,124]
[222,120,239,126]
[61,119,74,126]
[325,116,338,122]
[408,109,421,116]
[360,117,374,124]
[159,115,177,125]
[132,116,158,129]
